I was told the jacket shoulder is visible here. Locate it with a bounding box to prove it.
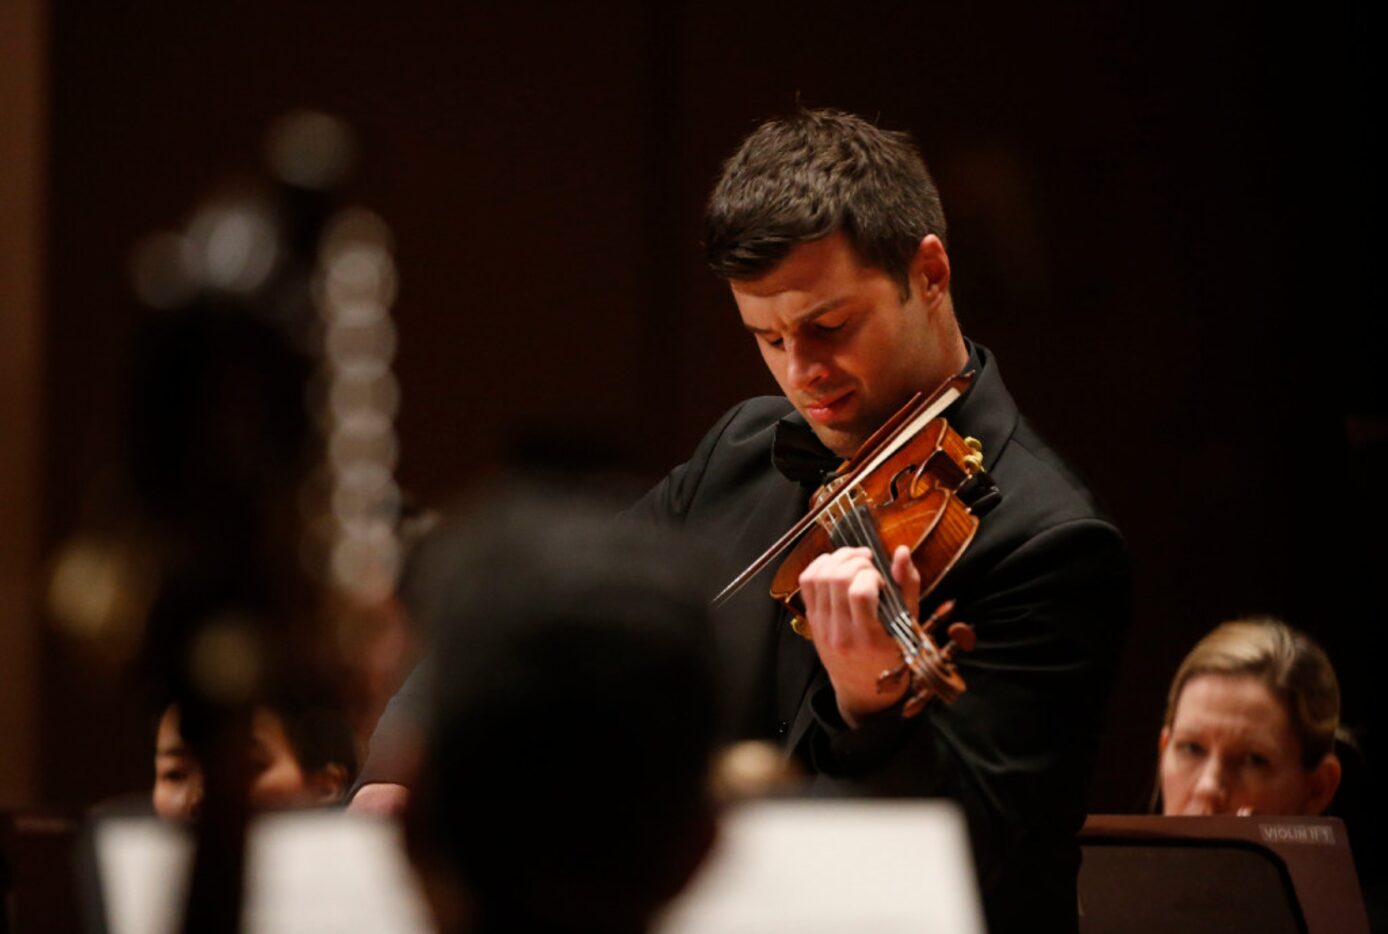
[629,396,794,524]
[990,416,1118,534]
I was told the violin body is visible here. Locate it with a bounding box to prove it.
[771,416,983,636]
[711,373,998,715]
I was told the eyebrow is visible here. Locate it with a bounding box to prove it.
[742,297,850,335]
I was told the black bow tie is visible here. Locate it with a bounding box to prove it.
[771,415,842,486]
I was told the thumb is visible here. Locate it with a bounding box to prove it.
[891,545,921,614]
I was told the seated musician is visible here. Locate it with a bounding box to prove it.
[153,697,357,821]
[1157,617,1342,817]
[401,491,719,934]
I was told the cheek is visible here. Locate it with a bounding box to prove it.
[1157,754,1192,810]
[1241,769,1313,813]
[152,782,177,814]
[758,346,791,390]
[153,779,192,820]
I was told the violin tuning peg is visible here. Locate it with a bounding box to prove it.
[946,622,977,654]
[901,690,930,719]
[923,598,956,631]
[963,437,984,474]
[876,661,908,693]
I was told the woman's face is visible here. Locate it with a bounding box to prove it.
[152,705,343,820]
[1159,673,1335,816]
[153,706,204,821]
[246,708,313,809]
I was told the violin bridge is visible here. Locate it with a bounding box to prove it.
[811,473,858,510]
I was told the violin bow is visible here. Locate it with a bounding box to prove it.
[710,371,975,608]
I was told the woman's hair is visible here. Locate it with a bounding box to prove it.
[1164,617,1340,769]
[266,697,359,784]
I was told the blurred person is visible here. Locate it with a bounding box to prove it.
[402,487,720,934]
[349,502,438,745]
[153,699,358,821]
[1158,617,1342,817]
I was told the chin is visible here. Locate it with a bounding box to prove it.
[807,423,864,459]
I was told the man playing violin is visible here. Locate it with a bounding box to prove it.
[629,108,1131,931]
[353,108,1129,932]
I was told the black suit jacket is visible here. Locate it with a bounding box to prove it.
[627,344,1131,932]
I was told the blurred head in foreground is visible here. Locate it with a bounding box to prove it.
[152,698,357,821]
[405,486,720,934]
[1158,617,1341,817]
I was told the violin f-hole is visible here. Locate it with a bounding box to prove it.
[886,464,920,504]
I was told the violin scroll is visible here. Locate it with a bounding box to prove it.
[875,598,978,717]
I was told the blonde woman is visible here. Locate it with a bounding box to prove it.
[1158,618,1342,817]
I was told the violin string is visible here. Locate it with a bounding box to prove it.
[826,496,918,657]
[839,500,908,623]
[859,518,919,650]
[832,495,918,652]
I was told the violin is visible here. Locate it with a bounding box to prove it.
[713,373,1000,717]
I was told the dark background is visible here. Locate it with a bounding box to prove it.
[36,1,1382,815]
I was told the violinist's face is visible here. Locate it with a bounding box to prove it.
[731,232,966,457]
[1159,674,1339,816]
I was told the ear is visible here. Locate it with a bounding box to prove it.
[1158,725,1171,757]
[306,763,350,806]
[1303,753,1342,816]
[910,234,951,304]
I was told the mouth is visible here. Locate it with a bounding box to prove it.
[803,389,855,424]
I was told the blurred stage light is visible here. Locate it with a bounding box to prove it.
[187,614,265,704]
[186,199,280,294]
[264,110,357,191]
[129,231,199,310]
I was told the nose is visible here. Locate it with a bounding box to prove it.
[1190,759,1230,815]
[784,338,829,391]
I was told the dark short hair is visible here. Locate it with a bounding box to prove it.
[412,484,719,925]
[704,107,947,293]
